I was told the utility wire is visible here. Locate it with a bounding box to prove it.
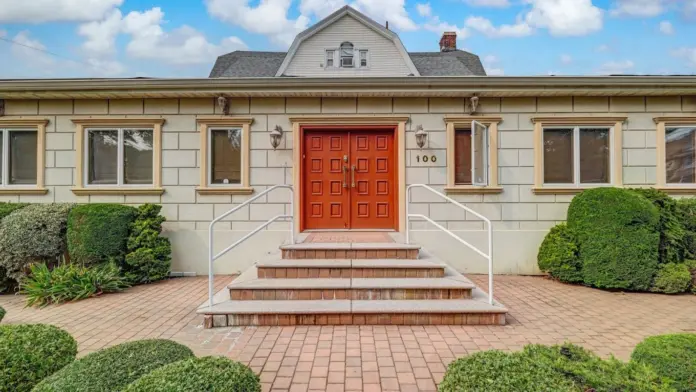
[0,35,95,69]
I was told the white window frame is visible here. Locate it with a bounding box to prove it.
[663,124,696,187]
[207,127,245,188]
[83,127,155,188]
[359,50,369,68]
[541,125,614,187]
[325,49,335,68]
[0,128,38,188]
[471,121,489,186]
[340,42,354,68]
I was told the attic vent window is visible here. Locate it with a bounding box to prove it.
[340,42,354,68]
[325,50,335,67]
[359,50,368,67]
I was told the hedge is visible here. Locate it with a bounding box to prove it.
[537,223,582,283]
[123,356,260,392]
[67,204,138,266]
[123,204,172,284]
[0,202,28,220]
[0,306,5,323]
[0,324,77,392]
[686,260,696,293]
[632,334,696,392]
[567,187,660,291]
[33,339,194,392]
[631,188,685,265]
[651,263,692,294]
[677,199,696,259]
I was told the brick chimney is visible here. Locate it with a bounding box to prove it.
[439,32,457,52]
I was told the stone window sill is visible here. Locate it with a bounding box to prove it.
[0,188,49,195]
[196,187,254,195]
[71,188,164,196]
[655,187,696,195]
[532,187,617,195]
[444,186,503,195]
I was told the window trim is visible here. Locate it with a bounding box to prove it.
[532,116,626,195]
[196,116,253,195]
[359,49,369,68]
[339,42,354,68]
[83,127,156,188]
[0,118,47,195]
[325,49,335,68]
[71,118,164,196]
[445,115,502,194]
[655,116,696,194]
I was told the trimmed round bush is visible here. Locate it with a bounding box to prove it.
[632,334,696,392]
[651,263,692,294]
[439,349,576,392]
[537,223,582,283]
[124,356,260,392]
[677,199,696,259]
[0,324,77,392]
[631,188,686,265]
[567,187,660,291]
[67,204,138,266]
[123,204,172,284]
[33,339,193,392]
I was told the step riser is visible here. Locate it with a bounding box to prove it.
[230,288,472,301]
[257,267,445,279]
[205,313,505,327]
[282,249,419,260]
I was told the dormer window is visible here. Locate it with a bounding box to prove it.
[359,50,368,67]
[325,50,335,67]
[340,42,354,68]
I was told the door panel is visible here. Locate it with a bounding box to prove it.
[303,131,350,229]
[350,132,395,229]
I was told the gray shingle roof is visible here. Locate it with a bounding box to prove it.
[209,50,486,78]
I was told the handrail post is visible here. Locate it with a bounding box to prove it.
[405,185,411,244]
[208,221,214,309]
[488,221,493,305]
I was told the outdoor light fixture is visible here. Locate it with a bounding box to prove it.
[415,125,427,149]
[217,96,229,115]
[270,125,283,150]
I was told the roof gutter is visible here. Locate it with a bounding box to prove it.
[1,76,695,99]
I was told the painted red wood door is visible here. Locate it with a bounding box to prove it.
[303,131,350,229]
[350,132,395,229]
[303,130,396,230]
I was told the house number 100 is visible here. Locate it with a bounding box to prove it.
[416,155,437,163]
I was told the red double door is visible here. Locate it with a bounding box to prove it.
[303,130,396,230]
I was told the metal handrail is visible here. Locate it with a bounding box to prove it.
[406,184,494,305]
[208,185,294,308]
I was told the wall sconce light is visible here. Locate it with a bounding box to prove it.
[415,125,427,149]
[217,96,229,115]
[270,125,283,150]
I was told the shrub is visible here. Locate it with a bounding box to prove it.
[537,223,582,283]
[33,339,194,392]
[567,187,660,291]
[632,333,696,392]
[631,188,685,265]
[0,202,28,220]
[21,263,129,307]
[67,204,138,266]
[686,260,696,293]
[677,198,696,259]
[651,263,692,294]
[0,324,77,392]
[439,349,576,392]
[123,356,260,392]
[123,204,172,284]
[0,204,72,283]
[0,306,5,323]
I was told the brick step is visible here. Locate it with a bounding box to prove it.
[280,243,420,260]
[256,259,446,279]
[200,296,507,327]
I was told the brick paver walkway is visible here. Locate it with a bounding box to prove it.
[1,275,695,392]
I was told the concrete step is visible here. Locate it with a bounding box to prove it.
[256,258,446,279]
[280,242,421,260]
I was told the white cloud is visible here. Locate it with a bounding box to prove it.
[9,31,54,67]
[416,3,432,17]
[659,20,674,34]
[351,0,418,31]
[78,9,123,56]
[483,54,504,75]
[422,16,469,40]
[464,0,511,7]
[560,54,572,65]
[597,60,635,74]
[672,47,696,68]
[686,0,696,19]
[597,44,611,52]
[86,58,126,76]
[206,0,309,46]
[465,16,533,37]
[610,0,665,17]
[524,0,603,36]
[299,0,347,19]
[0,0,122,23]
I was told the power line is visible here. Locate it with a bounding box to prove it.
[0,35,95,68]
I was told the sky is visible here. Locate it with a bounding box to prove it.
[0,0,694,78]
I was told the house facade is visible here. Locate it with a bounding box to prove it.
[0,7,695,278]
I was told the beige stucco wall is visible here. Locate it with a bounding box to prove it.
[2,96,694,276]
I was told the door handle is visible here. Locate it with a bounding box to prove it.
[342,166,348,188]
[351,165,356,188]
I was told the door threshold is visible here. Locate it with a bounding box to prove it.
[303,229,396,232]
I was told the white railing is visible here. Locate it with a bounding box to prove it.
[208,185,294,309]
[406,184,494,305]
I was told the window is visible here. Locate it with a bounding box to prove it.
[446,116,502,194]
[325,50,334,68]
[340,42,354,67]
[359,50,368,67]
[542,127,611,185]
[665,125,696,184]
[209,128,242,185]
[0,129,38,186]
[85,128,154,186]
